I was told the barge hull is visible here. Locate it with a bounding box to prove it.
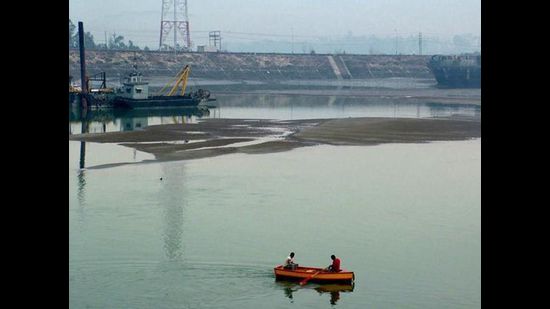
[275,275,354,285]
[430,67,481,88]
[113,96,202,109]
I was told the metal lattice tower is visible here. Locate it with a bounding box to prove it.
[159,0,191,51]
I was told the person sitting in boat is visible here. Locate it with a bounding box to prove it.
[284,252,298,270]
[325,255,341,272]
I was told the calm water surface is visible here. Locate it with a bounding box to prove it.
[69,96,480,308]
[69,94,480,134]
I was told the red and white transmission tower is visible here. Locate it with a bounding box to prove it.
[159,0,191,51]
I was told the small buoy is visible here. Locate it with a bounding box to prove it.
[160,177,163,180]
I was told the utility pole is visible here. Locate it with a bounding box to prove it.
[209,31,221,51]
[419,32,423,55]
[78,21,87,110]
[173,0,177,57]
[394,29,399,55]
[291,27,294,54]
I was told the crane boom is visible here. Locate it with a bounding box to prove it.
[157,65,191,96]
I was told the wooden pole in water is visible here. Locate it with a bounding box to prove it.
[78,21,88,109]
[79,117,88,169]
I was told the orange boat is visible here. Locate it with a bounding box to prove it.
[273,265,355,284]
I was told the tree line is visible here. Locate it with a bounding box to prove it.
[69,19,149,51]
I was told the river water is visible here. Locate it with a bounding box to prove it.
[69,93,480,134]
[69,94,481,308]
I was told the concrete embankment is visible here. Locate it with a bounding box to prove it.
[69,50,433,82]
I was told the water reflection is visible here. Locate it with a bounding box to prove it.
[276,282,298,304]
[78,110,90,169]
[276,281,354,306]
[121,117,148,131]
[213,94,480,120]
[159,164,186,261]
[74,167,88,230]
[75,109,89,206]
[77,169,86,206]
[314,284,355,306]
[69,96,479,135]
[74,108,89,223]
[191,78,435,92]
[284,286,295,303]
[425,102,481,118]
[69,106,211,134]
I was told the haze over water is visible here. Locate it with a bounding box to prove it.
[69,98,480,308]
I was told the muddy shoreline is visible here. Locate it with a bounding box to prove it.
[70,117,481,167]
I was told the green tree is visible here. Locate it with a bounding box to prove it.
[69,20,142,51]
[128,40,140,51]
[109,33,127,50]
[69,19,76,48]
[69,19,96,49]
[83,32,96,49]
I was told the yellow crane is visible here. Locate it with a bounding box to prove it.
[156,65,191,96]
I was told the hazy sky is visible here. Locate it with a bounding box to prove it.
[69,0,480,47]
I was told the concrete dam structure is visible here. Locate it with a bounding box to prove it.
[69,50,434,82]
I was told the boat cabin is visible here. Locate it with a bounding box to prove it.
[118,71,149,100]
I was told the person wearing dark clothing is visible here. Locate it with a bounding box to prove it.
[326,255,341,272]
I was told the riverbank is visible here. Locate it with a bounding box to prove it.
[69,50,432,81]
[69,116,480,167]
